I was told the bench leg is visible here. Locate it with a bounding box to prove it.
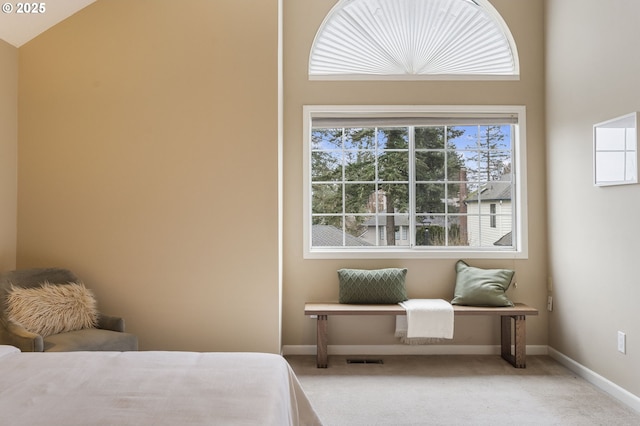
[501,315,527,368]
[316,315,328,368]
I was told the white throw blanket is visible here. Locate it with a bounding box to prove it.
[395,299,454,344]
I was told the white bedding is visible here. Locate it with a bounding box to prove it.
[0,345,321,426]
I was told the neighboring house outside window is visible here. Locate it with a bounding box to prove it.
[466,183,512,247]
[490,203,497,228]
[362,214,411,247]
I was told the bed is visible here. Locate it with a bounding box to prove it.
[0,345,322,425]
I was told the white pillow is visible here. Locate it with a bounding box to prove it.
[6,282,98,337]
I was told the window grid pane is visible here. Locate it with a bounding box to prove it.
[309,116,518,252]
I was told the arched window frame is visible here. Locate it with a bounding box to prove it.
[309,0,520,81]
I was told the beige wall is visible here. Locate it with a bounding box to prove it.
[282,0,548,348]
[546,0,640,397]
[17,0,281,352]
[0,40,17,271]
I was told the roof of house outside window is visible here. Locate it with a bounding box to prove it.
[312,225,373,247]
[465,181,511,203]
[363,215,410,227]
[493,231,512,246]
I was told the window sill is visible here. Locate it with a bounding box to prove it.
[304,248,527,260]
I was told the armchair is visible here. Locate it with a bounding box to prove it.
[0,267,138,352]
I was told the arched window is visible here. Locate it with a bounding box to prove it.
[309,0,519,80]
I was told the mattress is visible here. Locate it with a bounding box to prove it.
[0,345,321,425]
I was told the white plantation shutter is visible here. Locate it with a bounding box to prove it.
[309,0,519,80]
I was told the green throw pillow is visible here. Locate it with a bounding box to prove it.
[338,268,408,304]
[451,260,514,307]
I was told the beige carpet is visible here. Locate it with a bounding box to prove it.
[286,355,640,426]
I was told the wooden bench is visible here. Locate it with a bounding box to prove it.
[304,302,538,369]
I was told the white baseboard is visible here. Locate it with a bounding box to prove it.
[548,347,640,414]
[282,344,549,356]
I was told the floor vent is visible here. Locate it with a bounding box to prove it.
[346,359,384,364]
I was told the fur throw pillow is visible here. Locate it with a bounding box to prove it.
[6,282,98,337]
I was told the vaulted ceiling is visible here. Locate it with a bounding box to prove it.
[0,0,96,47]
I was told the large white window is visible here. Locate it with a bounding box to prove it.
[303,105,527,259]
